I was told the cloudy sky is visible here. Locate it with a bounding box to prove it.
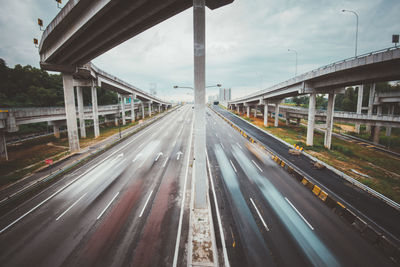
[0,0,399,102]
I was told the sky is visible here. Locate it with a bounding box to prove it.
[0,0,399,102]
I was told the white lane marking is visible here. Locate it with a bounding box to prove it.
[132,153,143,162]
[139,190,154,218]
[285,197,314,231]
[0,118,168,234]
[228,134,232,138]
[56,193,87,221]
[220,143,224,149]
[155,152,163,162]
[173,113,194,267]
[206,150,230,267]
[97,192,119,220]
[252,160,263,172]
[137,143,146,150]
[250,198,270,231]
[229,160,237,173]
[116,153,124,159]
[176,151,183,160]
[215,133,219,138]
[163,156,169,167]
[236,143,242,149]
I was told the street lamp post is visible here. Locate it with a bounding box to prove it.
[342,9,359,57]
[288,49,298,76]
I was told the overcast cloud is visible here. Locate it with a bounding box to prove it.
[0,0,399,102]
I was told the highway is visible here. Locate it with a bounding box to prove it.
[0,105,194,267]
[205,107,395,266]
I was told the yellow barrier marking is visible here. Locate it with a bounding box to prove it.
[312,185,321,196]
[301,178,308,185]
[337,201,346,209]
[366,145,375,148]
[0,110,9,112]
[280,161,285,167]
[319,191,328,201]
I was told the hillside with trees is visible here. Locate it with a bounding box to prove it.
[0,58,117,108]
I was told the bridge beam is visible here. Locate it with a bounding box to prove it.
[307,93,316,146]
[91,84,100,138]
[355,85,363,133]
[62,73,80,152]
[76,86,86,138]
[324,93,336,149]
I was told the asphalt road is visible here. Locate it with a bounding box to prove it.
[0,105,194,267]
[211,105,400,243]
[205,107,395,267]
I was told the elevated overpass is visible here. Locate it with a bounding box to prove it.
[228,47,400,149]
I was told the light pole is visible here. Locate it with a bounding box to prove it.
[288,49,298,76]
[342,9,359,57]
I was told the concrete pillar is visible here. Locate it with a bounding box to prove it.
[120,96,126,125]
[355,85,363,133]
[274,102,280,127]
[386,104,395,137]
[236,106,239,113]
[193,0,207,209]
[148,102,152,117]
[62,73,80,152]
[285,114,290,126]
[366,84,375,134]
[263,103,268,127]
[0,131,8,160]
[53,125,60,138]
[254,106,257,118]
[324,93,336,149]
[76,86,86,138]
[91,85,100,138]
[114,116,119,126]
[306,93,316,146]
[246,106,250,117]
[141,103,145,119]
[130,94,135,122]
[373,105,382,144]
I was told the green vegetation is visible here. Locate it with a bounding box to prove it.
[0,58,118,108]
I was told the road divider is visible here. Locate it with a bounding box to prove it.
[209,106,400,264]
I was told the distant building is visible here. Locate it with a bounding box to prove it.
[219,88,231,101]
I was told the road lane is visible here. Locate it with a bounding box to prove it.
[206,107,395,267]
[0,105,194,267]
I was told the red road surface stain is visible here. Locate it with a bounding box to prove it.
[82,178,144,265]
[131,174,177,266]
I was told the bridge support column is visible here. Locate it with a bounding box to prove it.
[158,104,161,113]
[148,103,152,117]
[274,102,280,127]
[324,93,336,149]
[62,73,80,152]
[130,94,135,122]
[246,106,250,117]
[373,105,382,144]
[386,104,395,137]
[91,85,100,138]
[366,84,375,134]
[236,105,240,114]
[355,85,363,133]
[263,102,268,127]
[114,116,119,126]
[306,93,316,146]
[53,125,60,139]
[120,95,126,125]
[0,131,8,160]
[76,86,86,138]
[285,114,290,126]
[141,103,145,119]
[254,106,257,118]
[193,0,207,209]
